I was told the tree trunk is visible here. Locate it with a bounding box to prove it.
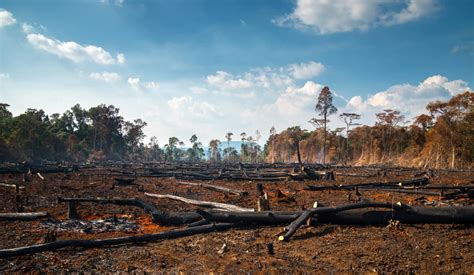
[296,141,302,166]
[323,113,327,164]
[451,144,456,169]
[0,212,49,221]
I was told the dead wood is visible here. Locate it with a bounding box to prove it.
[0,212,49,221]
[195,205,474,226]
[0,222,235,259]
[0,183,25,190]
[304,176,431,191]
[144,192,254,212]
[279,201,406,241]
[177,181,248,196]
[256,183,270,211]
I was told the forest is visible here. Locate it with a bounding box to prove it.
[0,90,472,169]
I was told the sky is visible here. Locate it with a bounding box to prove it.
[0,0,473,146]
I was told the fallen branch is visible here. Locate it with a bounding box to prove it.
[0,222,235,259]
[177,181,248,196]
[0,212,49,221]
[0,183,25,190]
[145,192,254,212]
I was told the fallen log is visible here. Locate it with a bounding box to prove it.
[145,192,254,212]
[0,212,49,221]
[304,176,431,191]
[195,206,474,226]
[279,201,406,241]
[0,222,235,259]
[177,181,248,196]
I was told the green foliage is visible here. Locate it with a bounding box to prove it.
[0,103,150,162]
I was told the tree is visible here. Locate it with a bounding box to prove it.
[124,119,147,160]
[426,92,474,168]
[164,137,180,163]
[240,132,248,161]
[286,126,305,165]
[375,109,405,160]
[208,139,221,163]
[339,113,361,163]
[315,86,338,164]
[147,136,162,161]
[187,134,204,162]
[269,126,276,163]
[224,132,233,161]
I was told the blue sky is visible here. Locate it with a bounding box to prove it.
[0,0,473,146]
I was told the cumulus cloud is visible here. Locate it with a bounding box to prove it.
[207,71,253,90]
[117,53,126,64]
[205,60,324,93]
[346,75,472,121]
[275,81,324,115]
[26,33,124,65]
[168,96,223,119]
[127,77,160,91]
[0,9,16,27]
[274,0,438,34]
[89,71,121,82]
[287,61,325,79]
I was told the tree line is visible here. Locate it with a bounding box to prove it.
[0,90,472,168]
[266,90,473,169]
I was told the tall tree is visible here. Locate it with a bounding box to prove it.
[224,132,233,161]
[339,113,361,162]
[315,86,338,164]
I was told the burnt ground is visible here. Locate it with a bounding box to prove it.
[0,167,473,273]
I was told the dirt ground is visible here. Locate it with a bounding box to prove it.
[0,167,473,273]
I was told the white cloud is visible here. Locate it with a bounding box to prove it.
[127,77,160,91]
[26,33,124,65]
[0,9,16,27]
[0,73,10,80]
[275,81,324,115]
[207,71,253,90]
[287,61,325,79]
[346,75,472,122]
[275,0,438,34]
[167,96,223,119]
[205,60,324,93]
[117,53,125,64]
[21,23,34,33]
[127,77,141,90]
[89,71,121,82]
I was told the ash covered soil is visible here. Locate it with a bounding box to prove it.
[0,167,473,273]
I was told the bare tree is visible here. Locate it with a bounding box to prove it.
[315,86,338,164]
